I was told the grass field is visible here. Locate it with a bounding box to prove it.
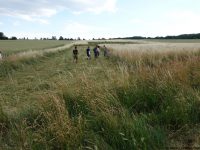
[0,40,200,149]
[0,40,72,56]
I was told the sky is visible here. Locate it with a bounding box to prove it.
[0,0,200,39]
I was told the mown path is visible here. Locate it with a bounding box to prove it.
[0,45,114,117]
[5,41,88,61]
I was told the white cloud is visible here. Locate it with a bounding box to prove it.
[84,0,117,14]
[0,0,117,22]
[0,22,3,25]
[62,21,106,39]
[128,10,200,37]
[6,22,110,39]
[130,19,144,24]
[6,31,53,39]
[13,21,20,26]
[162,11,200,35]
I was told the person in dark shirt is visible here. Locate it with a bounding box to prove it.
[73,46,78,63]
[86,46,91,59]
[93,46,97,58]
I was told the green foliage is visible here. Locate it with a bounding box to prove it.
[63,91,92,118]
[88,113,166,150]
[0,61,19,77]
[0,104,9,136]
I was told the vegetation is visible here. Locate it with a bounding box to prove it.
[0,32,9,40]
[0,41,199,149]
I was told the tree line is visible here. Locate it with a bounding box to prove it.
[2,31,200,41]
[0,32,84,41]
[0,32,17,40]
[114,33,200,40]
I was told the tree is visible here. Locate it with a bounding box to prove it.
[0,32,8,40]
[0,32,4,38]
[52,36,57,40]
[10,36,17,40]
[59,36,64,40]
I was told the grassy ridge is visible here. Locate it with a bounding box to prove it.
[0,43,200,149]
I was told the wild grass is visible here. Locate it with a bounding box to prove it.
[106,43,200,147]
[0,41,199,149]
[106,43,200,67]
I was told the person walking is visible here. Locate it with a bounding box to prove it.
[93,46,98,58]
[0,51,2,61]
[96,46,100,57]
[103,45,108,57]
[86,46,91,59]
[73,46,78,63]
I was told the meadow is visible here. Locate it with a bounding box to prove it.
[0,40,200,149]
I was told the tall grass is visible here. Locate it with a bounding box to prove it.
[107,43,200,146]
[0,42,200,149]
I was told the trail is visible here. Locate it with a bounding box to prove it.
[0,44,114,116]
[5,41,88,61]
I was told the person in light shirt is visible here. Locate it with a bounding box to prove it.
[0,51,2,60]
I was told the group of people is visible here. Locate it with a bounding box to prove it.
[73,45,109,63]
[0,45,109,63]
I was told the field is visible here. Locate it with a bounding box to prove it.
[0,40,72,56]
[0,40,200,149]
[144,39,200,43]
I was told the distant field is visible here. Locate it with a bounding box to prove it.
[144,39,200,43]
[92,39,200,45]
[104,42,200,52]
[89,40,147,45]
[0,40,72,55]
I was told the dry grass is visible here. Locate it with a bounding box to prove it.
[105,43,200,67]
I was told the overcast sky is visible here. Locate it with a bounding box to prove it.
[0,0,200,39]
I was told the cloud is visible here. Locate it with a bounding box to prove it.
[73,0,117,14]
[0,22,3,25]
[0,0,117,22]
[130,19,144,24]
[13,21,20,26]
[62,21,106,39]
[6,31,53,39]
[7,21,110,39]
[158,10,200,35]
[128,10,200,37]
